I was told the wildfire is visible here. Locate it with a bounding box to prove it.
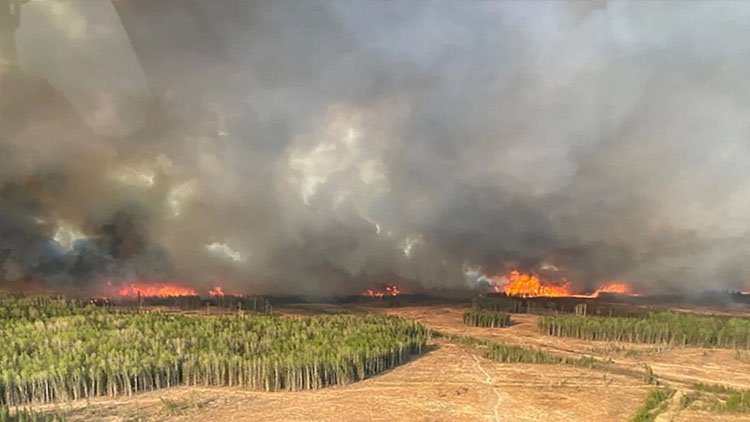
[591,282,632,296]
[208,286,225,297]
[498,271,572,297]
[363,284,400,298]
[485,270,636,298]
[116,282,197,298]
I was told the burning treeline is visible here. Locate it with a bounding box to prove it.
[92,282,273,314]
[476,270,636,298]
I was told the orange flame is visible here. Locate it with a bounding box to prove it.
[363,284,400,298]
[592,282,632,296]
[498,271,572,297]
[208,286,225,297]
[117,282,197,298]
[485,271,636,298]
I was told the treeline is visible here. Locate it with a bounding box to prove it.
[0,295,96,321]
[483,342,566,364]
[471,296,522,313]
[105,295,272,314]
[462,310,511,328]
[472,296,655,318]
[436,332,565,364]
[539,312,750,348]
[0,313,429,406]
[482,340,651,380]
[0,294,273,321]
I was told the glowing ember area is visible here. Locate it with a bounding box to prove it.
[592,282,632,296]
[363,284,400,298]
[116,283,198,297]
[364,289,384,298]
[498,271,572,297]
[208,286,225,297]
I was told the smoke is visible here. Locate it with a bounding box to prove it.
[2,0,750,294]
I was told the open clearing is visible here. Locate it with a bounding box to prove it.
[31,304,750,421]
[384,306,750,390]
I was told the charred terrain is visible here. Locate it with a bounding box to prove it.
[2,290,750,422]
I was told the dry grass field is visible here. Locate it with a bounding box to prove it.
[383,306,750,390]
[27,303,750,421]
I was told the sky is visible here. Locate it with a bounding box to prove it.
[3,0,750,295]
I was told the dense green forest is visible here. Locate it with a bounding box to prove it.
[462,309,512,327]
[0,297,429,407]
[0,293,273,320]
[112,294,272,313]
[539,312,750,348]
[0,295,97,320]
[471,295,656,318]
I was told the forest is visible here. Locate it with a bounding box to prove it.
[539,312,750,348]
[0,295,97,320]
[0,296,429,407]
[471,295,657,318]
[462,309,512,327]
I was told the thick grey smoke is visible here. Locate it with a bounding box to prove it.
[2,0,750,294]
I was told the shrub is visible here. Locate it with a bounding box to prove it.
[630,388,674,422]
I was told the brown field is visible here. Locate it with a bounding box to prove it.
[32,303,750,421]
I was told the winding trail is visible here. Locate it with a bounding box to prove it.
[470,352,504,422]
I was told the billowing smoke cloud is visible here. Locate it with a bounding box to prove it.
[2,0,750,294]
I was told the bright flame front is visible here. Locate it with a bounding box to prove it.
[499,271,572,297]
[481,270,636,298]
[116,282,197,297]
[592,282,632,296]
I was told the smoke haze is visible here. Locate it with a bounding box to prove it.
[2,0,750,295]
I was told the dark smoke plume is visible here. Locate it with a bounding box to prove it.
[2,0,750,294]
